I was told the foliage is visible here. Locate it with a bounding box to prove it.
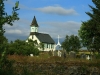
[62,35,81,53]
[39,42,44,51]
[0,1,20,75]
[0,54,15,75]
[0,0,19,46]
[95,54,100,59]
[78,0,100,53]
[7,39,40,56]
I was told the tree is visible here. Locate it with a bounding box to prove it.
[0,0,19,53]
[0,0,19,74]
[78,0,100,53]
[62,35,81,53]
[62,35,70,53]
[26,39,40,55]
[39,43,44,51]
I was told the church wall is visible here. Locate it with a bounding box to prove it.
[27,35,56,51]
[28,35,40,44]
[33,35,40,44]
[43,43,56,51]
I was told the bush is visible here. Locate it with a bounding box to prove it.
[0,50,16,75]
[95,54,100,59]
[7,39,40,56]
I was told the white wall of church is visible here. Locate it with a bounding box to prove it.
[26,35,56,51]
[28,35,40,44]
[43,43,56,51]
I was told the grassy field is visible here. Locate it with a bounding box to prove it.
[7,51,100,66]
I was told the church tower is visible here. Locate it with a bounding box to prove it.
[30,16,39,33]
[55,35,62,50]
[57,35,61,46]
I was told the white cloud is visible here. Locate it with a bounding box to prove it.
[5,0,78,16]
[4,19,30,37]
[6,29,22,34]
[39,21,81,38]
[35,6,78,16]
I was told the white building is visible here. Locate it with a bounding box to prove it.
[26,16,55,51]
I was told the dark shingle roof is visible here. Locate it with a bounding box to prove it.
[30,33,55,44]
[30,16,39,27]
[30,32,37,35]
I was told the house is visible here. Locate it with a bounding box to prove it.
[26,16,55,51]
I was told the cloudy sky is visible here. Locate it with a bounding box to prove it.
[4,0,94,42]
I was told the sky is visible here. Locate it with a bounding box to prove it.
[3,0,94,42]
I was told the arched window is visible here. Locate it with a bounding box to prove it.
[32,28,34,31]
[35,28,37,32]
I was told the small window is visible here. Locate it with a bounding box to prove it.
[47,44,48,48]
[32,35,33,39]
[35,28,37,32]
[32,28,34,31]
[51,44,52,48]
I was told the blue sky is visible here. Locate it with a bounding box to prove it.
[4,0,94,42]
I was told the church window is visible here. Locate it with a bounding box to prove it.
[51,44,52,48]
[47,44,48,48]
[49,44,51,49]
[44,44,46,48]
[32,35,33,39]
[52,45,54,48]
[32,28,34,31]
[48,44,49,49]
[35,28,37,32]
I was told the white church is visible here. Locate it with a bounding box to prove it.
[26,16,62,51]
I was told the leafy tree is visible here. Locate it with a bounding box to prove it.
[39,42,44,51]
[0,0,19,74]
[78,0,100,53]
[0,0,19,53]
[62,35,70,53]
[26,39,40,55]
[62,35,81,53]
[69,35,81,52]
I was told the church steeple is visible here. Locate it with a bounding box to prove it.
[30,16,39,33]
[57,35,61,46]
[30,16,39,27]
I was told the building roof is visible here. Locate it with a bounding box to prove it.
[30,16,39,27]
[30,32,55,44]
[30,32,37,35]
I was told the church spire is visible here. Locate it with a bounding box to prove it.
[30,16,39,27]
[57,35,61,46]
[30,16,39,33]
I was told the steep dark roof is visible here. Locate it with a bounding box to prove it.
[30,16,39,27]
[30,32,37,35]
[30,33,55,44]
